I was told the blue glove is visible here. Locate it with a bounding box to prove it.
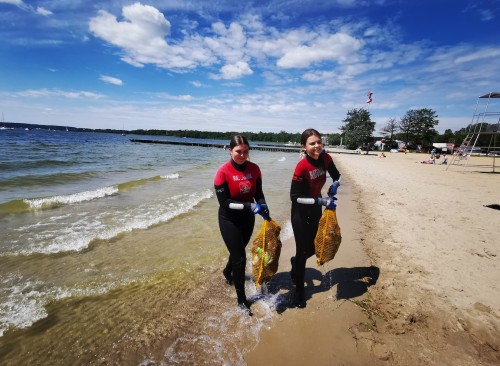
[328,180,340,197]
[250,203,261,215]
[259,203,270,219]
[316,197,337,209]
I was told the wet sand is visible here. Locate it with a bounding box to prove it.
[246,151,500,365]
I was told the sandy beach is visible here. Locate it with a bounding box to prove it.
[246,151,500,365]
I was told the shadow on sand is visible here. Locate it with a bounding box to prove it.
[251,265,380,314]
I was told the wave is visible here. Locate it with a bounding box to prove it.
[0,275,48,338]
[0,187,119,217]
[25,186,119,210]
[0,171,100,189]
[0,174,181,216]
[0,273,138,338]
[4,189,213,256]
[0,160,76,171]
[117,173,179,191]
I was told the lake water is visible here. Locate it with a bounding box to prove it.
[0,128,299,365]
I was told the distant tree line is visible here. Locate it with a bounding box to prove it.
[335,107,498,151]
[130,129,303,143]
[5,117,496,152]
[379,110,498,151]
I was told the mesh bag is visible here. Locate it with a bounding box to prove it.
[314,208,342,266]
[251,219,282,286]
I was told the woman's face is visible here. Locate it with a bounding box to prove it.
[303,134,323,160]
[230,144,250,164]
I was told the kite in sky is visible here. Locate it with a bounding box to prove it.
[366,90,373,104]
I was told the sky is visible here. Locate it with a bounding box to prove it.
[1,0,499,134]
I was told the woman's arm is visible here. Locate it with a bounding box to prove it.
[253,177,266,205]
[326,156,341,182]
[214,181,255,212]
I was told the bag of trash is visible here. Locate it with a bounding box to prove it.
[314,208,342,266]
[251,219,282,286]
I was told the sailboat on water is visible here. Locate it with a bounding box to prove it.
[0,112,13,130]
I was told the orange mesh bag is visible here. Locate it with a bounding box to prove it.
[314,208,342,266]
[251,219,282,286]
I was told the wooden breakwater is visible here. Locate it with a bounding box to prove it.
[129,138,302,153]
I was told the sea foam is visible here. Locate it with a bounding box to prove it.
[24,186,118,210]
[12,189,213,255]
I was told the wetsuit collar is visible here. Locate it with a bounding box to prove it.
[231,159,247,172]
[305,153,323,166]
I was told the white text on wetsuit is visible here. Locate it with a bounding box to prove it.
[308,167,324,180]
[232,173,253,181]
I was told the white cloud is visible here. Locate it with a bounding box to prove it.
[0,0,25,6]
[36,6,52,16]
[205,22,247,63]
[1,0,53,15]
[302,70,337,82]
[89,3,171,66]
[216,61,253,80]
[277,32,363,68]
[17,89,105,99]
[89,3,214,70]
[153,93,194,101]
[478,9,494,21]
[100,75,123,86]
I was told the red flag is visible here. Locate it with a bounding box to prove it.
[366,90,373,104]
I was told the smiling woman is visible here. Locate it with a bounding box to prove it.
[213,134,270,313]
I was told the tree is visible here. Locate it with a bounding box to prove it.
[440,129,455,143]
[398,108,439,147]
[326,133,342,146]
[381,117,398,147]
[340,108,375,149]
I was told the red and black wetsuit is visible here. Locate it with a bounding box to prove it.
[290,152,340,295]
[214,159,266,304]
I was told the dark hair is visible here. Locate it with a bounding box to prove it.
[300,128,322,146]
[229,135,250,149]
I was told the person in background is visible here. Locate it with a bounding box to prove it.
[290,128,341,308]
[214,135,269,314]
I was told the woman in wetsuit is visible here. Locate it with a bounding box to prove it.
[290,128,341,308]
[214,135,269,313]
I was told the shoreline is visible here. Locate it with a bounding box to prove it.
[245,153,386,365]
[246,152,500,365]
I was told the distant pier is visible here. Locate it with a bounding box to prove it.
[129,138,377,156]
[129,138,302,153]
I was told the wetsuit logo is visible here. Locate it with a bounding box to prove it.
[309,167,324,180]
[239,181,251,194]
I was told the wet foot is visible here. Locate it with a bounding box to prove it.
[294,291,306,309]
[222,268,233,285]
[238,300,253,316]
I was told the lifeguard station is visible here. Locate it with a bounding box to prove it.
[447,92,500,173]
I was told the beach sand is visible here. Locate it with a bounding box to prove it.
[246,152,500,365]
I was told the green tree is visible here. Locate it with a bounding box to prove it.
[398,108,439,147]
[381,117,398,148]
[439,129,455,143]
[326,133,342,146]
[340,108,375,149]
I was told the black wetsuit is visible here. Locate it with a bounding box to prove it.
[290,153,340,295]
[214,159,266,304]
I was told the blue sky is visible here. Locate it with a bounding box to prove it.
[1,0,499,134]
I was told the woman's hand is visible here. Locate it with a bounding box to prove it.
[317,197,337,209]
